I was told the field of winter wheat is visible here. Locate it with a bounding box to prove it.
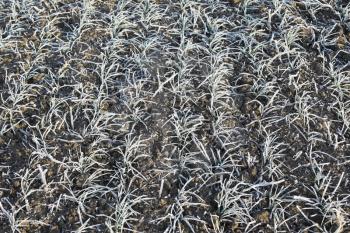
[0,0,350,232]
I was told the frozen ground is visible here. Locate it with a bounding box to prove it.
[0,0,350,232]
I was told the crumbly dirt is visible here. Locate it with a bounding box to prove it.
[0,0,350,232]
